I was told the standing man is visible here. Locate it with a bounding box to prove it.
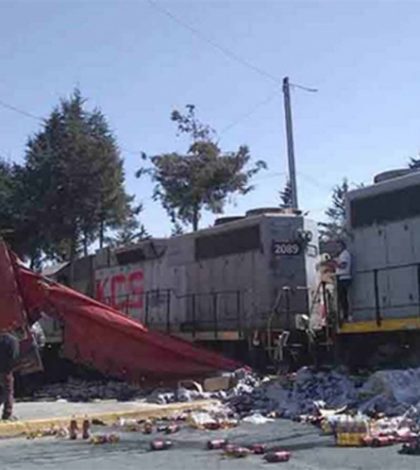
[0,333,20,420]
[334,240,352,321]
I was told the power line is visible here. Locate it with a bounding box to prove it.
[0,99,43,122]
[297,171,332,191]
[0,96,143,158]
[146,0,282,86]
[219,90,279,136]
[290,83,318,93]
[252,171,286,183]
[147,1,318,95]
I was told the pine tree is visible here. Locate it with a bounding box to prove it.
[408,156,420,170]
[0,159,15,233]
[23,89,134,264]
[319,178,349,242]
[279,179,293,209]
[106,202,149,247]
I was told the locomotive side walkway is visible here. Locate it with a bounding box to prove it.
[0,399,217,438]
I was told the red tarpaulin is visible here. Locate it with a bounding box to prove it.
[0,246,43,374]
[0,243,27,332]
[3,245,241,382]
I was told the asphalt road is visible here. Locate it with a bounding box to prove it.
[0,420,419,470]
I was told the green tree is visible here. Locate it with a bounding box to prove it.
[0,159,15,233]
[409,157,420,169]
[279,179,293,209]
[137,105,266,231]
[319,178,349,242]
[0,160,42,266]
[106,202,149,247]
[23,89,133,265]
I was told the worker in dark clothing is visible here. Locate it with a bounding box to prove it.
[0,333,20,420]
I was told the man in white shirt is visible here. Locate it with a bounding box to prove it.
[334,240,352,321]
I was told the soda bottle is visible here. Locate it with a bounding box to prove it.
[82,417,91,439]
[69,417,78,440]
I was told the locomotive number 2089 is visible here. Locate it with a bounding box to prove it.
[272,241,301,256]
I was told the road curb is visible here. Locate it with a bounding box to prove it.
[0,399,218,439]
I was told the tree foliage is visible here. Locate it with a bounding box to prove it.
[0,159,16,234]
[105,202,149,247]
[409,157,420,170]
[137,105,266,231]
[22,89,134,263]
[0,160,42,266]
[279,179,293,209]
[319,178,349,242]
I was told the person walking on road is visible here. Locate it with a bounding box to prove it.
[334,240,352,322]
[0,333,20,420]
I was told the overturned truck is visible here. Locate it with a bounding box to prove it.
[0,241,240,383]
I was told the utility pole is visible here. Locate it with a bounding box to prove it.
[282,76,299,210]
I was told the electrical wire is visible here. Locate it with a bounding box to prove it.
[0,96,143,158]
[146,0,282,86]
[290,83,318,93]
[147,0,318,94]
[219,90,279,136]
[0,99,43,122]
[297,171,332,191]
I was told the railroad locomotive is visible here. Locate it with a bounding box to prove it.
[43,169,420,368]
[42,208,321,364]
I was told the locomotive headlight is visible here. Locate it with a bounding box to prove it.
[296,228,304,240]
[296,229,313,243]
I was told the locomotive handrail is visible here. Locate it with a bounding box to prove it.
[103,288,246,337]
[354,261,420,274]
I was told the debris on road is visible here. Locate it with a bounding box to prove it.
[164,423,180,434]
[15,365,420,460]
[143,421,154,434]
[30,377,143,402]
[207,439,228,450]
[264,451,291,463]
[225,366,420,422]
[89,434,120,445]
[399,436,420,455]
[223,445,251,458]
[242,413,274,425]
[150,439,173,451]
[26,426,68,440]
[249,443,267,454]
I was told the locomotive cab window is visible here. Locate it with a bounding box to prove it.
[350,184,420,228]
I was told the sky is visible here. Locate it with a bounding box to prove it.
[1,0,420,237]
